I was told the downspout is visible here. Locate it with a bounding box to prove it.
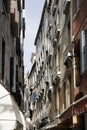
[70,0,76,101]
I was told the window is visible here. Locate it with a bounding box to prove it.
[76,0,80,12]
[80,30,87,75]
[67,21,70,44]
[22,0,25,9]
[73,0,83,15]
[10,57,14,92]
[10,57,16,93]
[2,0,7,13]
[76,0,83,13]
[64,83,66,108]
[41,52,42,58]
[2,39,5,81]
[58,46,60,70]
[42,46,44,52]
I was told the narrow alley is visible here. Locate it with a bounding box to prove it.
[0,0,87,130]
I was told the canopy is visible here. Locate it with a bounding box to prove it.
[0,83,24,130]
[20,111,29,130]
[26,118,33,130]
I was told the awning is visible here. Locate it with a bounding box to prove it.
[26,118,33,130]
[20,111,29,130]
[0,83,23,130]
[45,118,58,130]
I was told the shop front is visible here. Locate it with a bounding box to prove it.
[44,95,87,130]
[0,83,27,130]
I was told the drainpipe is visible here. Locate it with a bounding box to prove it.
[70,0,77,101]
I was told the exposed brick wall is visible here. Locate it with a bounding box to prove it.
[73,0,87,40]
[10,0,19,37]
[72,0,87,96]
[80,71,87,95]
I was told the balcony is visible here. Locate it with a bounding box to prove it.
[53,36,57,47]
[52,5,57,16]
[63,47,72,65]
[48,48,53,57]
[55,24,60,37]
[63,0,71,14]
[45,76,49,85]
[52,66,61,84]
[49,22,52,29]
[48,22,52,33]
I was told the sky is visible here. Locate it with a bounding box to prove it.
[24,0,45,74]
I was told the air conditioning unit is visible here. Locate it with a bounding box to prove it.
[63,0,71,14]
[54,38,57,42]
[71,35,75,43]
[52,69,61,84]
[63,52,72,65]
[56,70,61,76]
[49,23,52,28]
[49,86,53,91]
[55,71,61,80]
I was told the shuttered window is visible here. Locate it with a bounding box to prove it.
[80,30,87,75]
[2,39,5,81]
[10,57,16,93]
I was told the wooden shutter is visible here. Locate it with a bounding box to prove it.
[80,30,87,75]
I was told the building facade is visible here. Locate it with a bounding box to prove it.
[27,53,37,129]
[27,0,87,130]
[0,0,25,109]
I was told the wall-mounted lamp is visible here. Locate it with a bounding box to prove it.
[73,115,78,124]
